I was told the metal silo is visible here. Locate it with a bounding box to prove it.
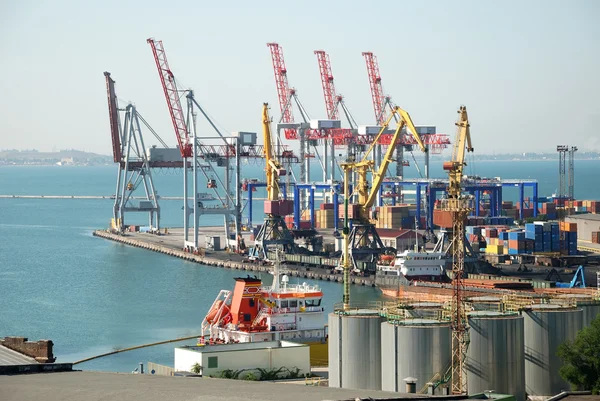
[381,318,451,394]
[466,311,526,401]
[328,309,384,390]
[524,304,583,396]
[556,294,600,328]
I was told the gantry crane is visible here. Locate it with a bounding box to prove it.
[339,106,426,273]
[148,38,260,253]
[437,105,474,395]
[104,72,161,233]
[250,103,296,259]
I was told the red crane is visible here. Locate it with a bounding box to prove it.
[362,51,390,126]
[267,43,297,140]
[147,38,192,158]
[314,50,340,121]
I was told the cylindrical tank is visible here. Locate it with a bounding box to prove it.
[466,311,525,401]
[328,310,384,390]
[524,305,583,396]
[381,319,451,394]
[556,294,600,328]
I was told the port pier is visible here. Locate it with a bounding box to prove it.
[93,228,376,286]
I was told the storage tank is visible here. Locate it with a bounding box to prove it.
[328,310,384,390]
[524,305,583,396]
[466,311,525,401]
[381,319,451,394]
[556,294,600,328]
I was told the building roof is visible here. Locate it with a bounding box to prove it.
[0,345,38,366]
[566,213,600,222]
[376,228,424,240]
[0,371,435,401]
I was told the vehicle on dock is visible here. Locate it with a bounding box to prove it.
[199,251,328,366]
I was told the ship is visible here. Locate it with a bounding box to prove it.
[376,229,452,297]
[199,250,328,365]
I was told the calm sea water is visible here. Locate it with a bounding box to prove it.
[0,160,598,372]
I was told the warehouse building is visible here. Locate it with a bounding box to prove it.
[565,213,600,242]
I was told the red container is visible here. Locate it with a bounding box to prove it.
[299,221,312,229]
[279,200,293,216]
[508,240,523,250]
[264,200,279,215]
[320,203,334,210]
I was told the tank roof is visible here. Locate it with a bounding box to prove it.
[528,303,580,311]
[467,310,519,319]
[387,318,450,326]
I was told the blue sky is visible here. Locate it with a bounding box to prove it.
[1,0,598,154]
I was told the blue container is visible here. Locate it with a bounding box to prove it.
[490,217,499,225]
[508,248,520,255]
[508,232,525,240]
[535,243,544,252]
[543,232,551,243]
[551,242,559,252]
[499,232,508,240]
[401,216,414,228]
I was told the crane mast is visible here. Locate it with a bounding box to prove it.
[439,105,474,395]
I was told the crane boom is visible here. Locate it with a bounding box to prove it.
[362,52,388,125]
[363,108,423,211]
[147,38,192,158]
[104,72,122,163]
[443,106,473,198]
[343,107,424,221]
[262,103,282,201]
[267,43,297,140]
[314,50,339,121]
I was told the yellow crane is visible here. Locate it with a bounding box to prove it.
[339,106,425,308]
[262,102,284,202]
[438,105,474,394]
[250,103,295,259]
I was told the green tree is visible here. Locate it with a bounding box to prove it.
[558,315,600,393]
[190,363,201,374]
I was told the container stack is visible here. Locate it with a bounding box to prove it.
[583,200,600,214]
[538,202,557,219]
[560,222,578,255]
[316,203,336,229]
[375,205,417,229]
[592,231,600,244]
[508,231,525,255]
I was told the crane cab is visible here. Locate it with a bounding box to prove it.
[207,179,217,189]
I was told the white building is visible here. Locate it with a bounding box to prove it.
[174,340,310,378]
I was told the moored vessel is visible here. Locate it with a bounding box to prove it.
[199,251,328,365]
